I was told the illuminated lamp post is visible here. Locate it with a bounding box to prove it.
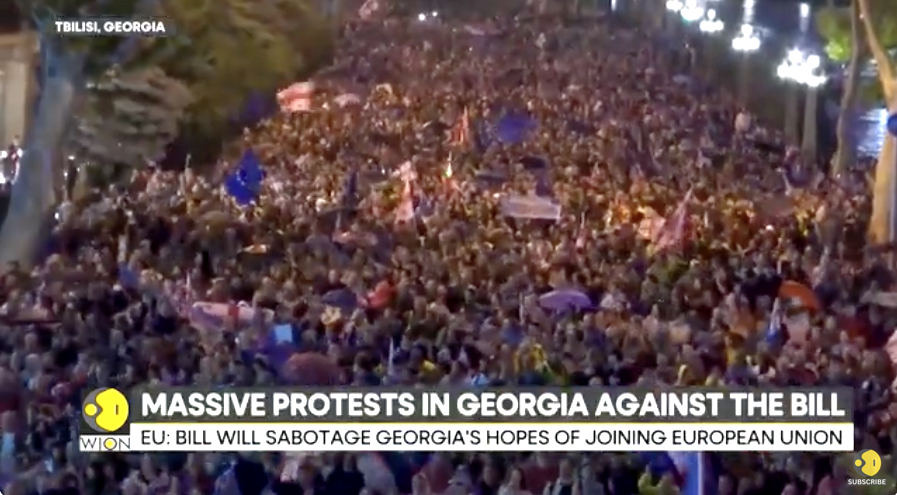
[665,0,683,12]
[776,49,826,163]
[679,0,704,22]
[731,24,760,105]
[698,9,723,33]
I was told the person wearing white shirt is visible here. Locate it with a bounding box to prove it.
[543,459,580,495]
[734,110,752,134]
[499,468,533,495]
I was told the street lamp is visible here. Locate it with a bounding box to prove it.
[699,9,724,33]
[732,24,760,104]
[666,0,683,12]
[776,49,826,87]
[732,24,760,52]
[777,48,826,163]
[680,0,704,22]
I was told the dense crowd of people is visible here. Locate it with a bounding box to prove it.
[0,4,894,495]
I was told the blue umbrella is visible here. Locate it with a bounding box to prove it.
[538,289,593,311]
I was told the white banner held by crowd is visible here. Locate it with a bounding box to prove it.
[501,195,562,221]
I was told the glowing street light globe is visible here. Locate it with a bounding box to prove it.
[776,48,827,88]
[666,0,684,12]
[699,10,724,33]
[680,0,704,22]
[732,24,760,52]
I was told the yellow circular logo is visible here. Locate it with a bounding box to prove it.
[82,388,129,433]
[854,449,882,478]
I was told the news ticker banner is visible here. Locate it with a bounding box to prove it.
[80,387,854,452]
[51,18,174,36]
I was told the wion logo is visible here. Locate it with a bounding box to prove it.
[847,449,887,486]
[78,388,132,452]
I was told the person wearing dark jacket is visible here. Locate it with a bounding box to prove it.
[324,457,365,495]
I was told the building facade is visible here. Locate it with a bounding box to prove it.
[0,30,36,146]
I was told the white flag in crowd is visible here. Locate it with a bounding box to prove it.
[394,178,416,224]
[393,160,417,182]
[359,0,381,19]
[651,187,693,252]
[334,93,362,107]
[277,81,315,113]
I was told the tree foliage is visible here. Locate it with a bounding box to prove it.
[816,3,888,106]
[816,6,853,62]
[21,0,336,168]
[817,0,897,66]
[67,67,192,168]
[156,0,335,141]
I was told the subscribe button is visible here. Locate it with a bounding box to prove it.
[847,449,887,486]
[82,388,130,433]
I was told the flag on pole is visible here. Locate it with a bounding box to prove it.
[668,452,717,495]
[651,188,693,253]
[575,212,587,249]
[394,178,416,224]
[764,298,783,343]
[277,82,315,112]
[450,108,471,146]
[387,337,397,377]
[164,274,194,318]
[443,155,460,192]
[394,161,417,183]
[812,248,830,288]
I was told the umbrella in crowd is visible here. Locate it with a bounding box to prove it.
[282,353,342,385]
[538,289,593,311]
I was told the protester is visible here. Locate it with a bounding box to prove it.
[0,5,892,495]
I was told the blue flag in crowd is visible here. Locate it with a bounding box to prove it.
[118,263,141,289]
[495,113,537,144]
[765,298,783,344]
[225,149,265,207]
[224,174,257,207]
[474,121,494,152]
[237,150,264,189]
